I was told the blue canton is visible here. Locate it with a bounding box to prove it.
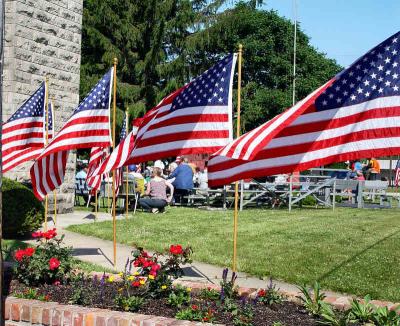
[47,103,53,131]
[171,54,235,111]
[119,114,127,141]
[75,69,112,114]
[315,31,400,111]
[8,83,45,122]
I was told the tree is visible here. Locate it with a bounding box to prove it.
[80,0,235,121]
[183,2,341,133]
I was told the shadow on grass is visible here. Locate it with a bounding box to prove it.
[317,227,400,284]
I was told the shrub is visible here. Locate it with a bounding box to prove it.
[131,244,192,298]
[301,195,317,206]
[13,229,73,285]
[3,178,44,238]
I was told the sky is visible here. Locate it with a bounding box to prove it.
[262,0,400,67]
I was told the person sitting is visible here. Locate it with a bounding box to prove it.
[139,167,173,213]
[168,156,193,204]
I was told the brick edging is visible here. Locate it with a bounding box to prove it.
[4,296,218,326]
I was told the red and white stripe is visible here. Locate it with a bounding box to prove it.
[208,94,400,187]
[126,58,237,164]
[88,118,142,178]
[2,91,54,173]
[87,147,108,192]
[30,70,113,200]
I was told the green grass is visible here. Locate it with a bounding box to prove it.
[67,207,400,302]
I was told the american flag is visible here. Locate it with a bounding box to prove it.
[208,31,400,187]
[2,83,54,173]
[113,114,128,196]
[88,117,142,180]
[87,147,108,193]
[395,159,400,187]
[126,54,237,163]
[30,69,114,200]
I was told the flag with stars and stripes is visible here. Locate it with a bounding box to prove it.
[87,117,142,184]
[114,114,128,196]
[86,147,108,193]
[30,69,114,201]
[2,83,54,173]
[126,54,237,163]
[208,31,400,187]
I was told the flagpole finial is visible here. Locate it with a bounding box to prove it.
[113,57,118,65]
[238,44,243,53]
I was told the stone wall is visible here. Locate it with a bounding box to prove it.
[3,0,83,212]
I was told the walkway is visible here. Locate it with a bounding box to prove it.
[40,210,346,300]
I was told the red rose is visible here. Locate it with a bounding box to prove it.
[151,264,160,272]
[25,247,35,257]
[149,270,157,277]
[143,260,154,268]
[191,304,198,311]
[49,257,60,270]
[44,228,57,240]
[32,231,43,238]
[14,249,26,262]
[169,245,183,255]
[258,289,266,297]
[132,281,140,287]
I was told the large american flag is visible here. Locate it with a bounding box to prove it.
[208,31,400,187]
[113,114,128,196]
[30,69,114,200]
[88,117,142,179]
[2,83,55,173]
[126,54,237,163]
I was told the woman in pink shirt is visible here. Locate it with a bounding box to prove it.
[139,167,174,213]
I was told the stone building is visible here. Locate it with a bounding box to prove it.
[3,0,83,212]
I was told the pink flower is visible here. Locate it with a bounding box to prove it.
[53,280,61,286]
[49,257,60,270]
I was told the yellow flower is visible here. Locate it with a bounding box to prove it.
[118,272,124,278]
[139,279,146,285]
[107,275,114,283]
[148,275,155,280]
[186,287,192,292]
[161,285,167,290]
[133,271,140,276]
[128,275,135,281]
[118,287,123,292]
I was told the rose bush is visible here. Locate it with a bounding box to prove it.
[14,229,73,285]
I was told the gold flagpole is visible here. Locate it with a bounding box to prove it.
[52,100,57,226]
[112,58,118,268]
[44,77,49,232]
[232,44,243,272]
[125,109,129,220]
[94,189,98,221]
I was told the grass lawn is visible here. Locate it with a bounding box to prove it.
[67,207,400,301]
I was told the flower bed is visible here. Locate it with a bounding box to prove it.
[6,229,400,326]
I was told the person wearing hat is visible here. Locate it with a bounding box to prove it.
[168,156,194,204]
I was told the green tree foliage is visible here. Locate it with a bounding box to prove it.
[80,1,339,134]
[81,0,231,121]
[184,2,341,133]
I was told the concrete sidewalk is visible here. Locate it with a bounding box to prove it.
[39,210,345,299]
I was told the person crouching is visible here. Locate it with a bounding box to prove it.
[139,167,174,213]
